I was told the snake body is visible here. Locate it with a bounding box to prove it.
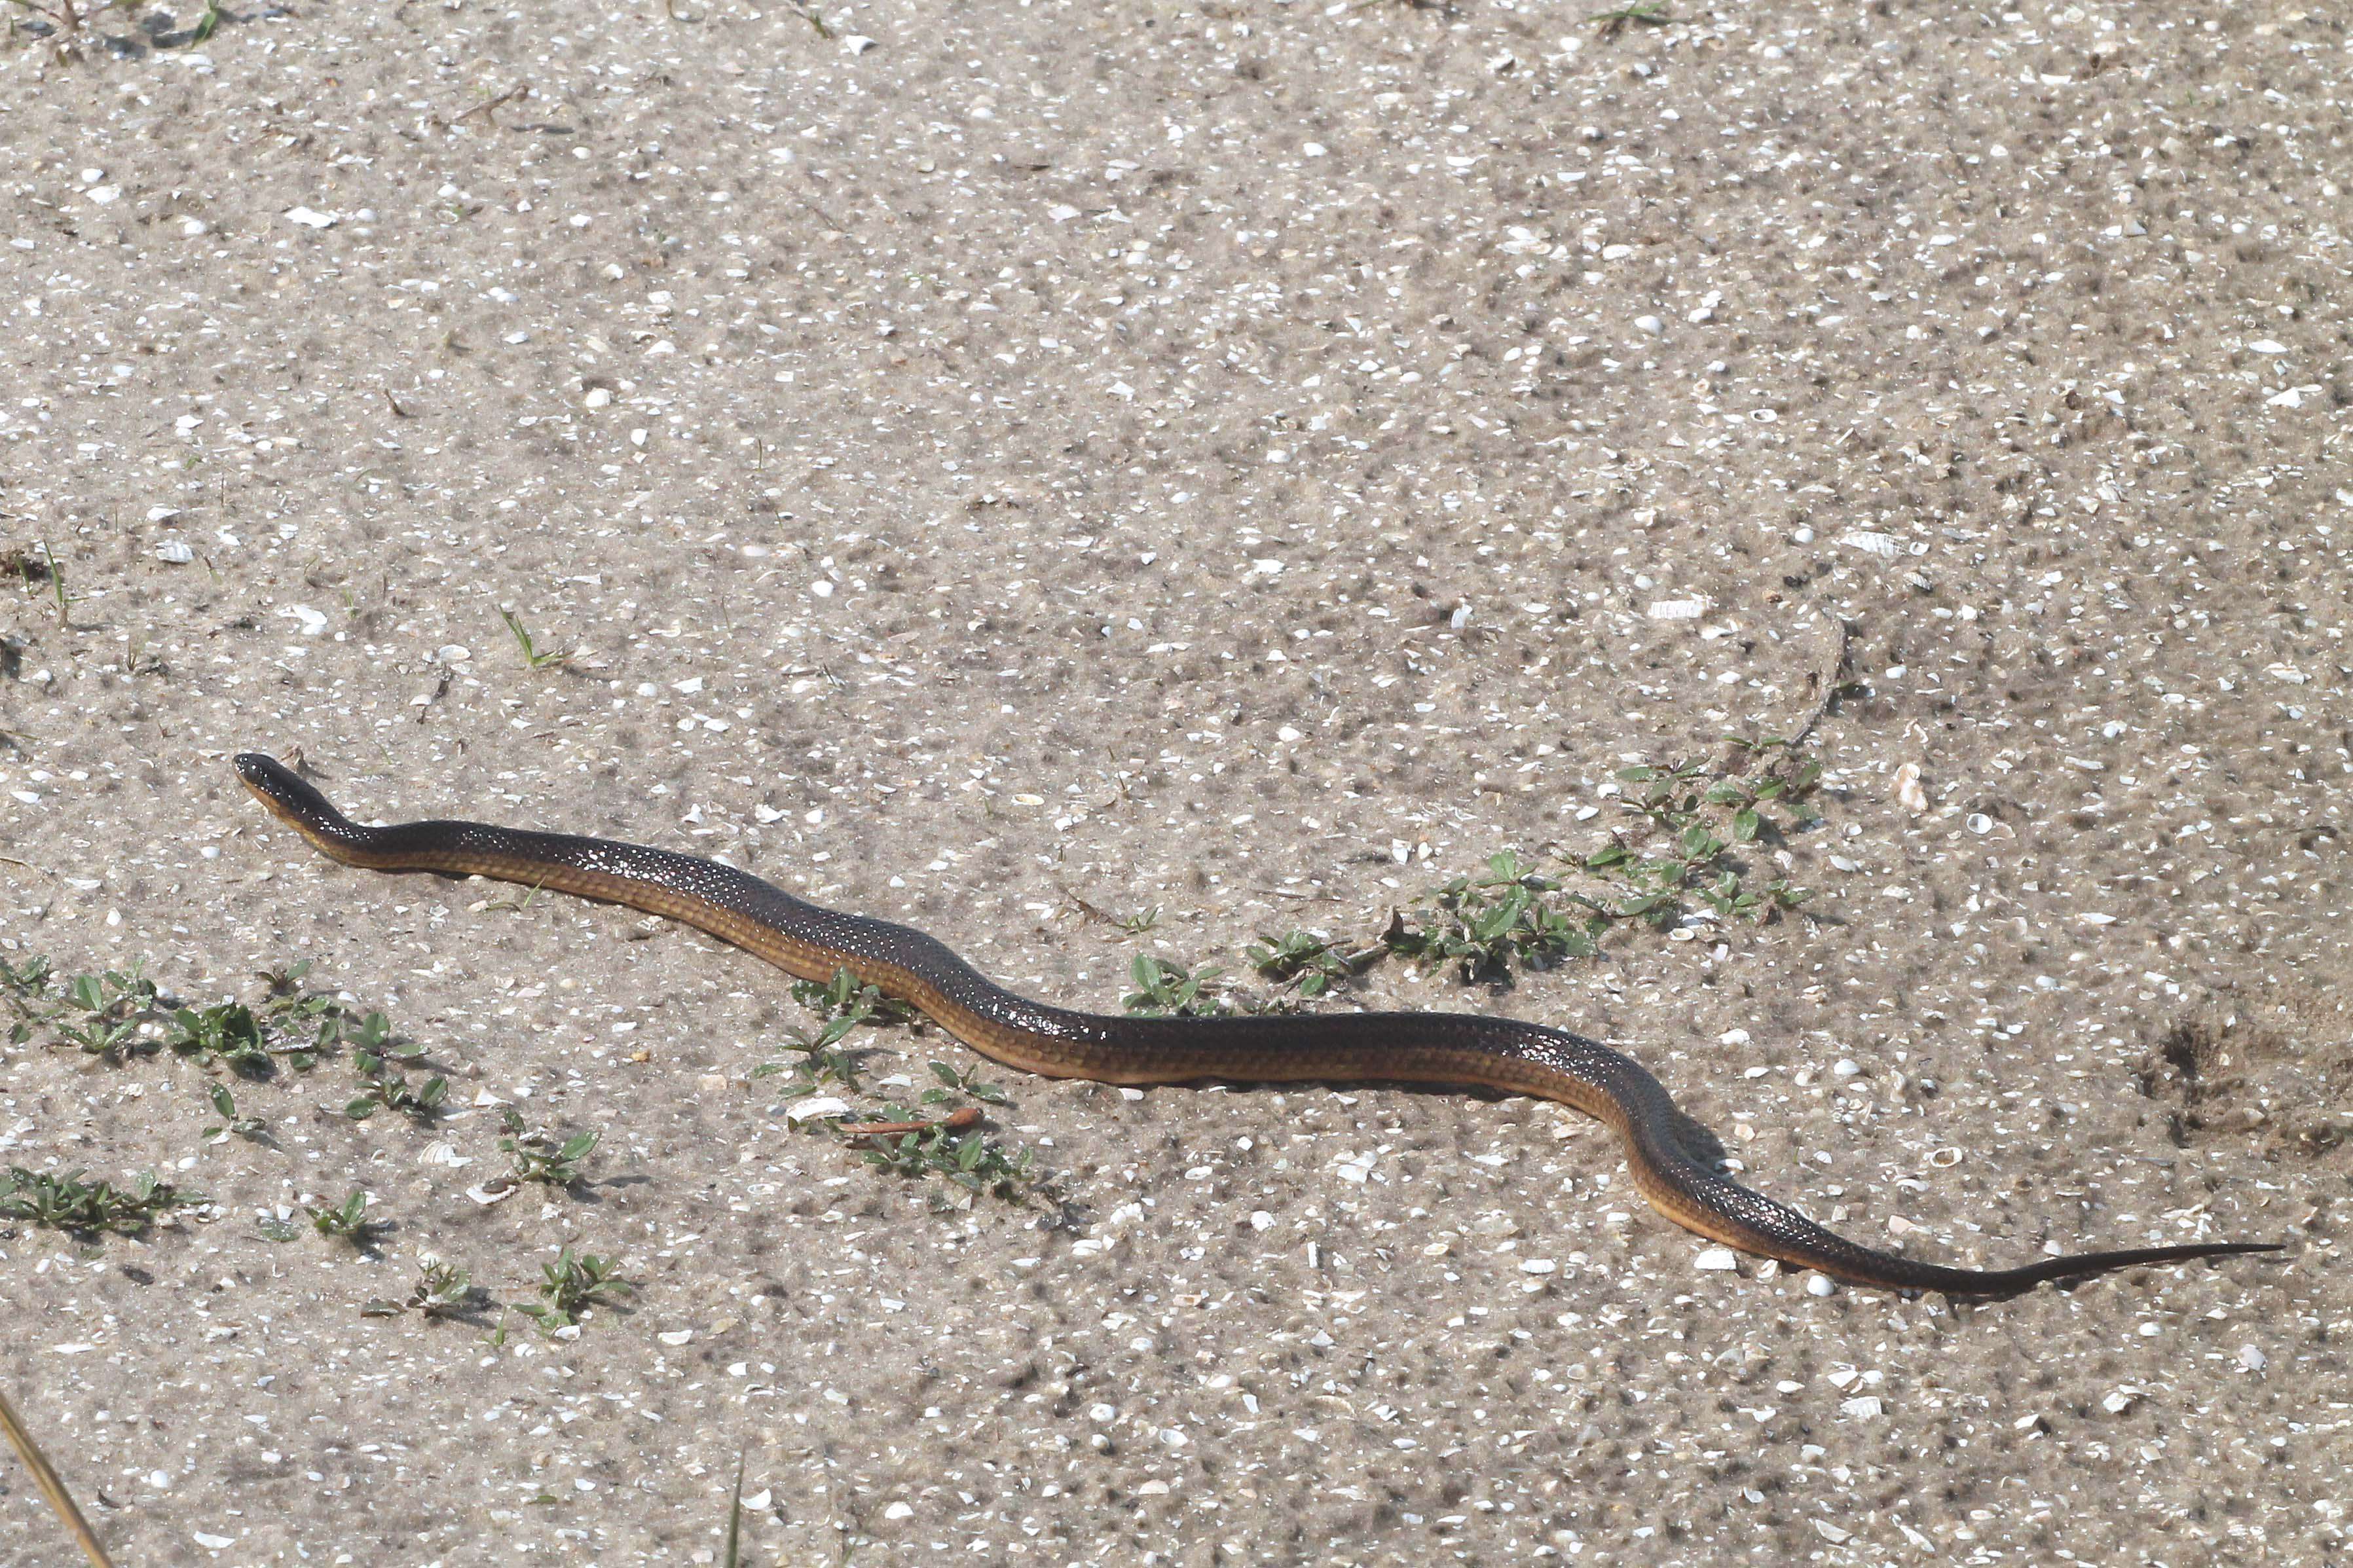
[234,753,2279,1294]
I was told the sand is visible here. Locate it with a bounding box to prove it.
[1,0,2346,1562]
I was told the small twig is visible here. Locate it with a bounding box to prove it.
[1049,878,1115,928]
[837,1106,983,1139]
[451,81,530,127]
[0,1383,114,1568]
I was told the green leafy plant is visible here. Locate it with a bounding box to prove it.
[0,1168,200,1237]
[306,1188,384,1246]
[344,1049,448,1121]
[919,1058,1010,1109]
[849,1114,1035,1201]
[366,1259,477,1319]
[1384,851,1602,981]
[790,966,917,1029]
[164,1000,274,1075]
[410,1259,477,1317]
[500,608,574,670]
[755,966,913,1095]
[201,1082,270,1143]
[1,954,52,1044]
[499,1111,600,1188]
[1244,930,1380,999]
[1568,745,1822,932]
[1121,954,1228,1017]
[254,960,399,1072]
[513,1246,632,1334]
[11,953,398,1077]
[1592,1,1670,29]
[50,963,158,1057]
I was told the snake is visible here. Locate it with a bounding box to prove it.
[234,752,2281,1295]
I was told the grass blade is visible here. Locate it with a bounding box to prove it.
[723,1449,747,1567]
[0,1382,114,1567]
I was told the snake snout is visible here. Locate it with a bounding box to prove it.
[231,752,339,829]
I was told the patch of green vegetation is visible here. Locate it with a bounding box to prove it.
[1374,740,1824,978]
[1570,744,1820,931]
[50,962,158,1057]
[849,1111,1035,1202]
[790,965,917,1030]
[344,1048,448,1122]
[1384,850,1602,981]
[834,1061,1032,1201]
[917,1058,1010,1110]
[513,1246,631,1334]
[408,1259,477,1317]
[0,1168,201,1237]
[499,1111,600,1188]
[1592,1,1670,29]
[755,966,919,1097]
[306,1188,384,1246]
[1121,953,1229,1017]
[500,607,574,671]
[9,954,393,1075]
[164,998,274,1074]
[363,1259,477,1320]
[201,1083,270,1144]
[39,539,69,626]
[723,1452,750,1568]
[1,955,53,1044]
[1245,930,1380,999]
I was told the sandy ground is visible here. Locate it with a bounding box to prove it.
[3,0,2349,1562]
